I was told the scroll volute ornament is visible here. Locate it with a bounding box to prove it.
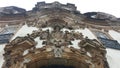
[78,37,108,68]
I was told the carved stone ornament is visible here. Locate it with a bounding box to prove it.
[2,2,109,68]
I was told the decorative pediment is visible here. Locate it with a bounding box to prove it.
[2,1,109,68]
[3,26,109,68]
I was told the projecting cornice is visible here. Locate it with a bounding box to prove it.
[33,1,77,12]
[0,1,120,32]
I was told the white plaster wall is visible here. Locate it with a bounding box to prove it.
[106,48,120,68]
[109,30,120,43]
[11,24,38,40]
[0,44,6,68]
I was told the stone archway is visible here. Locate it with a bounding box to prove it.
[25,57,90,68]
[40,65,74,68]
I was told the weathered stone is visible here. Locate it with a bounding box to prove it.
[2,1,110,68]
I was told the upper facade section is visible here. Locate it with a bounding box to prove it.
[0,1,120,32]
[33,1,77,12]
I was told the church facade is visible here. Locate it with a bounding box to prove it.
[0,2,120,68]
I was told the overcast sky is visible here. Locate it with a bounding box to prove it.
[0,0,120,17]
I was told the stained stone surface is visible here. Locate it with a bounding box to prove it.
[0,1,120,68]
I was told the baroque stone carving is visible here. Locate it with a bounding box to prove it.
[2,1,109,68]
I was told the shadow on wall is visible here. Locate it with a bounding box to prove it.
[40,65,74,68]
